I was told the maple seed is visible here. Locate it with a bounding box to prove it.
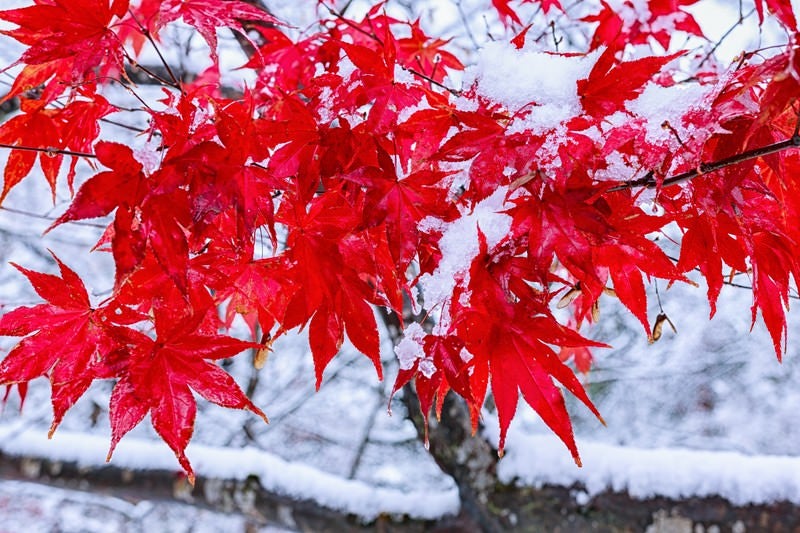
[254,347,270,369]
[591,301,601,322]
[557,285,581,309]
[651,313,677,343]
[255,332,273,369]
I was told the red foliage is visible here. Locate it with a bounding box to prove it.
[0,0,799,478]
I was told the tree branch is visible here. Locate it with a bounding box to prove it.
[379,308,504,532]
[0,143,95,159]
[609,135,800,192]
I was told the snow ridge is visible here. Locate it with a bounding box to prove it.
[0,423,460,521]
[495,430,800,506]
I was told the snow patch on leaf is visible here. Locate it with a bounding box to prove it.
[395,322,426,371]
[471,41,597,130]
[418,187,511,312]
[627,81,708,145]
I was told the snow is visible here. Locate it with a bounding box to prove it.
[493,430,800,506]
[418,187,511,314]
[471,41,596,132]
[627,81,708,144]
[395,322,428,372]
[0,478,293,533]
[0,423,460,521]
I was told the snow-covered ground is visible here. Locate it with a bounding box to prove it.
[0,478,293,533]
[1,0,800,528]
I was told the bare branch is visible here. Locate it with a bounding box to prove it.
[0,143,95,159]
[609,135,800,192]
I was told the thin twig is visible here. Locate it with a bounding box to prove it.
[696,8,755,70]
[324,2,461,96]
[127,9,183,91]
[100,116,146,133]
[455,0,481,50]
[0,143,95,159]
[347,393,383,479]
[0,206,108,229]
[405,66,461,95]
[609,135,800,191]
[723,279,800,299]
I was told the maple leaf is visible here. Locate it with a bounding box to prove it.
[676,212,746,316]
[0,92,114,203]
[558,345,593,374]
[397,21,463,83]
[0,101,63,203]
[51,142,147,227]
[448,231,604,460]
[491,0,539,26]
[108,328,267,482]
[396,108,453,165]
[339,41,426,134]
[354,167,458,271]
[0,254,141,436]
[578,48,682,119]
[392,333,472,446]
[239,27,320,92]
[157,0,280,63]
[277,193,401,387]
[754,0,797,31]
[583,0,704,51]
[0,0,128,87]
[196,245,296,338]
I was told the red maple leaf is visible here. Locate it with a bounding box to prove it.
[578,48,682,119]
[392,334,472,445]
[107,327,267,483]
[0,101,63,203]
[196,244,296,338]
[491,0,539,27]
[157,0,280,62]
[0,0,128,88]
[339,40,426,134]
[559,345,593,374]
[397,21,463,83]
[276,192,402,387]
[0,92,114,203]
[0,254,143,436]
[754,0,797,31]
[51,142,148,226]
[450,231,604,459]
[583,0,704,51]
[492,0,520,25]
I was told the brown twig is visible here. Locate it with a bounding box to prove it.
[0,143,95,159]
[0,206,107,229]
[127,9,183,92]
[696,7,755,70]
[609,135,800,192]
